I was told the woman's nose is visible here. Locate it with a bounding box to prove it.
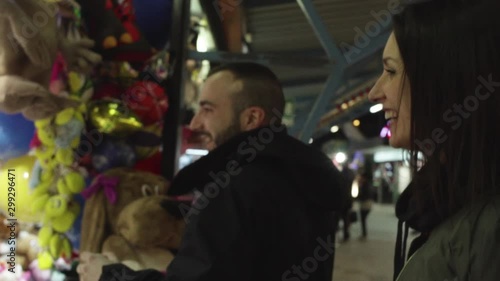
[368,77,385,103]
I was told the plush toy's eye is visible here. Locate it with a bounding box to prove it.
[141,184,154,196]
[154,185,160,195]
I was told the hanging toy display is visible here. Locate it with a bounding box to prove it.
[83,57,169,175]
[25,2,100,270]
[30,104,87,269]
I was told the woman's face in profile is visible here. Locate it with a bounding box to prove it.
[368,32,411,149]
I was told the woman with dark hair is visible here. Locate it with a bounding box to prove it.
[368,0,500,280]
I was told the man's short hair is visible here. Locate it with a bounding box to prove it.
[207,62,285,123]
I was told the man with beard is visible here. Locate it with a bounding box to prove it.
[78,63,349,281]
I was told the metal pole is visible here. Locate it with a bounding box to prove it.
[161,0,191,180]
[299,66,344,142]
[295,0,347,142]
[296,0,345,63]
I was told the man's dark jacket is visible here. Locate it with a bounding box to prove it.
[100,126,348,281]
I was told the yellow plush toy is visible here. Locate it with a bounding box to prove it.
[29,104,87,269]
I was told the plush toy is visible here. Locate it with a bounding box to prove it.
[0,213,18,241]
[91,138,138,172]
[0,214,40,273]
[0,0,102,120]
[0,112,35,161]
[33,105,87,168]
[134,151,162,175]
[29,106,88,269]
[79,0,131,50]
[80,168,185,271]
[103,196,184,271]
[111,0,141,43]
[122,80,169,125]
[131,124,163,160]
[14,231,41,271]
[79,0,153,61]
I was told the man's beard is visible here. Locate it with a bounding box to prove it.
[213,119,242,147]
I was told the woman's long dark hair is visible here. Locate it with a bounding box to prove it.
[393,0,500,219]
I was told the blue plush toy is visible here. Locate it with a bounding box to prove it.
[132,0,173,50]
[92,138,137,172]
[0,113,35,161]
[55,118,85,149]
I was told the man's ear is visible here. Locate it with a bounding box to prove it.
[240,106,266,131]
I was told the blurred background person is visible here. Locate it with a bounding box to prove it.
[339,163,355,242]
[357,170,374,239]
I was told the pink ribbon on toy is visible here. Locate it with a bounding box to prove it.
[81,175,120,204]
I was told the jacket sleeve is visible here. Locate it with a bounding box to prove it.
[100,264,165,281]
[99,184,255,281]
[163,183,255,281]
[468,204,500,281]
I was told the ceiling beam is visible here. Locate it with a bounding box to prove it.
[296,0,346,63]
[296,0,348,142]
[188,50,334,68]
